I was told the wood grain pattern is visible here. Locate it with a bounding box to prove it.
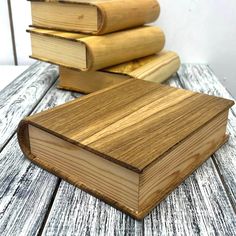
[30,0,160,35]
[0,81,80,235]
[40,70,236,235]
[106,51,180,83]
[31,2,98,32]
[0,61,57,151]
[17,78,233,218]
[58,51,180,94]
[177,64,236,207]
[58,66,129,94]
[29,124,140,212]
[25,109,229,219]
[139,111,228,213]
[19,79,233,172]
[28,26,165,71]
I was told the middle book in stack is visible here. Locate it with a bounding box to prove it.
[28,0,179,93]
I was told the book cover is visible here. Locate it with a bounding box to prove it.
[30,0,160,34]
[17,80,234,219]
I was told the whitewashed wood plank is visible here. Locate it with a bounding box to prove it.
[0,66,29,92]
[143,72,236,235]
[41,181,142,236]
[144,159,236,236]
[0,83,80,236]
[177,64,236,206]
[0,61,57,150]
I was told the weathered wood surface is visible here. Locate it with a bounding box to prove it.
[0,82,80,235]
[0,61,57,151]
[41,181,142,236]
[0,63,235,235]
[178,64,236,207]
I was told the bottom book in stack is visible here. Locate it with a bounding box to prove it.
[17,79,234,219]
[58,51,180,93]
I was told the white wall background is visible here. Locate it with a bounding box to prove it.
[0,0,236,97]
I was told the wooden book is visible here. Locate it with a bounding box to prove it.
[28,26,165,71]
[17,80,234,219]
[29,0,160,35]
[58,51,181,93]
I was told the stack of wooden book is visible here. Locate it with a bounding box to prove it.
[28,0,180,93]
[19,0,234,220]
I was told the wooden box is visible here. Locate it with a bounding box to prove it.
[17,79,234,219]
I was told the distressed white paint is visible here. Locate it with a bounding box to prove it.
[0,63,235,234]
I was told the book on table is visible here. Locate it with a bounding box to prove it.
[17,79,234,219]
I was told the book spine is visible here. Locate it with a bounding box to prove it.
[96,0,160,35]
[83,26,165,71]
[58,68,129,94]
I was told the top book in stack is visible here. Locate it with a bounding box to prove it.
[29,0,160,35]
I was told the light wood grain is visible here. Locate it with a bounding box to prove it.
[0,61,57,151]
[58,51,180,94]
[31,33,87,70]
[29,125,140,211]
[18,79,233,218]
[26,109,229,219]
[31,2,98,32]
[28,26,165,71]
[30,0,160,35]
[58,66,129,94]
[106,51,180,83]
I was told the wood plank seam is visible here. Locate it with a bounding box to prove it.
[212,154,236,214]
[0,79,56,153]
[37,178,61,235]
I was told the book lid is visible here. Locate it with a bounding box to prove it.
[24,80,234,172]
